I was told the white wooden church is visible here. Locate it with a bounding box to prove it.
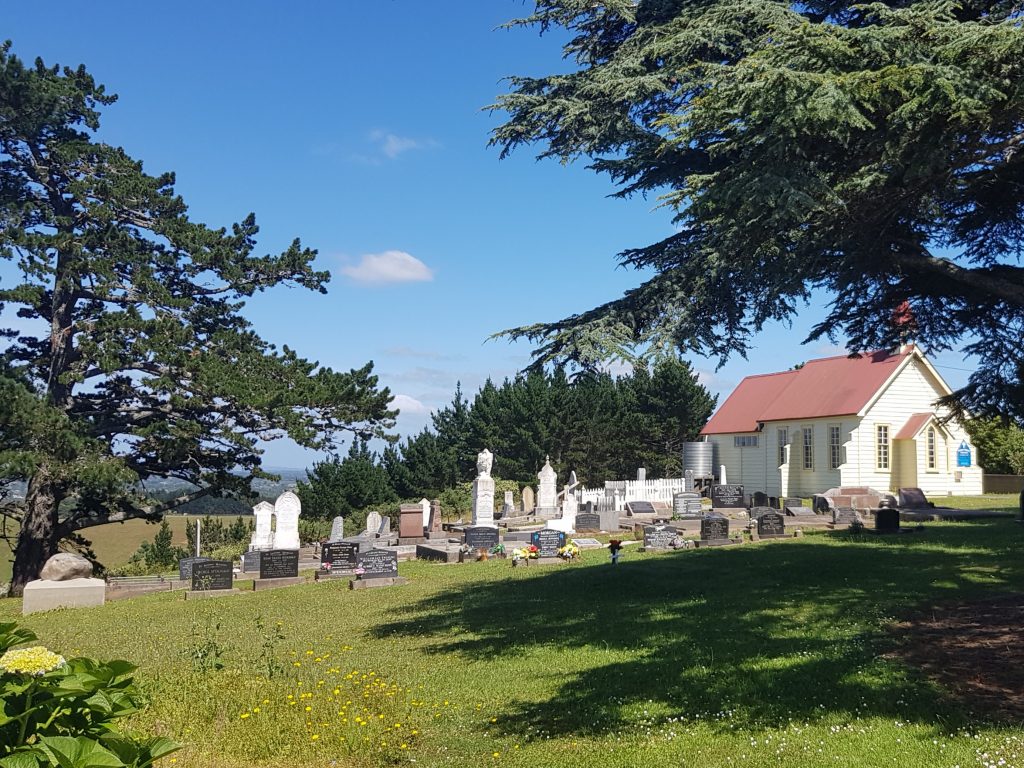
[699,345,983,498]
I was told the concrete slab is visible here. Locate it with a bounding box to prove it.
[251,576,304,591]
[22,578,105,615]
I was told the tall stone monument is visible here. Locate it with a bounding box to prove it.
[536,457,558,518]
[329,515,344,542]
[471,448,496,527]
[250,501,275,551]
[273,491,302,549]
[420,498,431,527]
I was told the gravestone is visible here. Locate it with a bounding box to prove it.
[357,549,399,579]
[500,490,515,519]
[329,516,345,542]
[365,511,383,537]
[259,549,299,580]
[464,526,500,551]
[536,458,558,516]
[420,498,431,527]
[377,515,391,537]
[530,529,566,558]
[875,507,901,533]
[429,499,443,532]
[399,504,424,538]
[521,486,536,513]
[684,469,694,492]
[711,484,745,510]
[178,557,211,582]
[626,500,656,516]
[249,500,274,551]
[637,467,647,482]
[575,512,602,531]
[191,560,233,591]
[584,500,595,514]
[700,513,730,545]
[643,524,678,550]
[783,497,803,510]
[757,511,787,538]
[752,491,769,508]
[898,488,931,509]
[785,505,815,517]
[749,506,774,520]
[241,550,261,573]
[273,491,302,549]
[832,507,861,526]
[472,448,496,526]
[321,541,359,570]
[674,491,703,518]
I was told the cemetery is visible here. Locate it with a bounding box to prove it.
[2,7,1024,767]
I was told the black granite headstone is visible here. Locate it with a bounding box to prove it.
[711,484,745,509]
[530,529,566,558]
[259,549,299,579]
[875,507,900,533]
[321,541,359,570]
[626,501,656,515]
[178,557,211,582]
[643,525,678,550]
[752,491,769,507]
[757,511,786,538]
[700,514,730,544]
[833,507,860,526]
[576,513,602,531]
[241,550,261,573]
[464,526,500,551]
[749,506,774,519]
[191,560,233,591]
[357,549,399,579]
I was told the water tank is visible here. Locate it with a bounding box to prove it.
[683,441,714,478]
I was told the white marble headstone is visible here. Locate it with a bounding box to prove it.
[472,448,496,526]
[329,515,344,542]
[273,491,302,549]
[250,501,275,551]
[537,458,557,511]
[420,498,430,527]
[365,511,382,537]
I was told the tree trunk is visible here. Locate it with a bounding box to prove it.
[9,470,62,598]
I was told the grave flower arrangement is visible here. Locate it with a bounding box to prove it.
[511,544,539,563]
[557,543,580,560]
[0,621,179,768]
[488,543,505,556]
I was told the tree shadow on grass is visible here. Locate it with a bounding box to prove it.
[372,521,1024,738]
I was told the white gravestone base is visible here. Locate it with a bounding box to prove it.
[23,578,106,615]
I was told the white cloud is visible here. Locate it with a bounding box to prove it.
[392,394,430,415]
[340,251,434,284]
[368,129,437,160]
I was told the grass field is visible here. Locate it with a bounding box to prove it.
[2,519,1023,767]
[1,515,211,584]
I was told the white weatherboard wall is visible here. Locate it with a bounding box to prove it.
[850,355,982,495]
[703,352,982,497]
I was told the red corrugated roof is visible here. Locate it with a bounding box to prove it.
[895,412,933,440]
[700,348,912,435]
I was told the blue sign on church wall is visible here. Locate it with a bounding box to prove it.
[956,441,972,468]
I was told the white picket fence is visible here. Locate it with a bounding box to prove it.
[578,478,688,511]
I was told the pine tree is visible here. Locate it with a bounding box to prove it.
[0,46,395,595]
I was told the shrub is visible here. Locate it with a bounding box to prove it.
[0,622,179,767]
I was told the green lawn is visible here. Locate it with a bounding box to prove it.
[2,519,1023,767]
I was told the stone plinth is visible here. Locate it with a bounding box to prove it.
[185,588,244,599]
[472,474,495,526]
[22,578,105,615]
[349,576,409,590]
[251,576,304,591]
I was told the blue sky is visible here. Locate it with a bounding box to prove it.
[2,2,978,468]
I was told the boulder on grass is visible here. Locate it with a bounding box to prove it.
[39,553,93,581]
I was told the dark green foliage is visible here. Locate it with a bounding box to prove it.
[392,358,715,494]
[492,0,1024,420]
[0,622,179,767]
[0,43,395,592]
[295,439,396,533]
[966,418,1024,475]
[183,515,253,557]
[130,519,187,570]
